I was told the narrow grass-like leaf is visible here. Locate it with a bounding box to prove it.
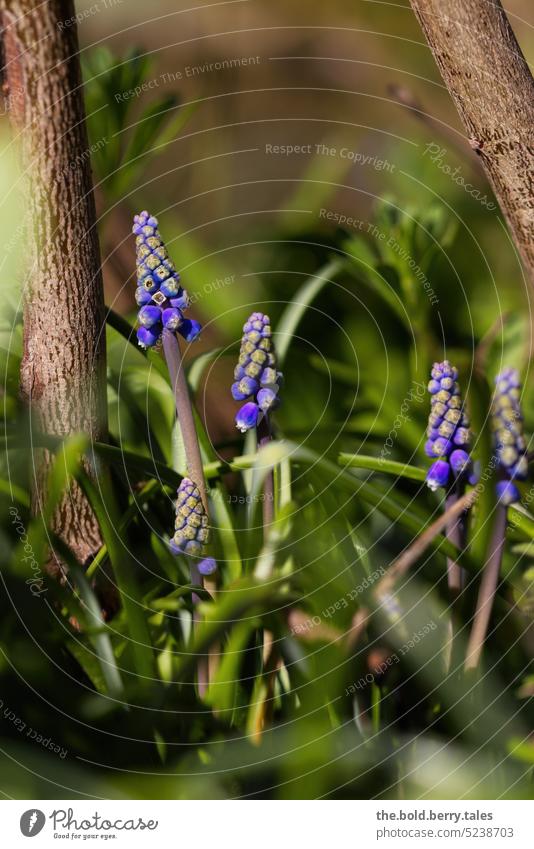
[51,535,123,697]
[76,467,156,680]
[276,258,344,366]
[206,618,260,719]
[339,452,426,482]
[210,483,243,581]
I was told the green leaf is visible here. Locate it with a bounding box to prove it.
[276,258,344,366]
[75,467,156,680]
[206,618,260,719]
[86,479,160,580]
[52,536,123,697]
[210,484,242,581]
[338,453,426,482]
[187,347,223,393]
[123,95,181,165]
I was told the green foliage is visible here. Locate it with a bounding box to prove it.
[83,47,197,203]
[1,48,533,803]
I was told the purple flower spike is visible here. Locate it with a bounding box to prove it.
[496,480,520,506]
[492,367,529,505]
[426,459,450,492]
[236,401,260,433]
[133,211,201,347]
[231,312,283,432]
[424,360,471,489]
[170,478,210,558]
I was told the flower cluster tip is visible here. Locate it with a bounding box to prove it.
[232,312,283,433]
[133,211,201,348]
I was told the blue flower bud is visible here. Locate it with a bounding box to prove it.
[170,291,190,311]
[138,305,162,327]
[160,277,181,298]
[432,436,453,456]
[137,325,161,348]
[231,376,259,401]
[162,307,183,331]
[450,449,470,474]
[425,439,438,458]
[260,367,278,386]
[178,318,202,342]
[496,480,520,506]
[135,286,153,306]
[426,459,450,492]
[198,557,217,576]
[257,386,278,412]
[236,401,260,433]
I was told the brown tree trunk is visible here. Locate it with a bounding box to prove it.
[1,1,107,568]
[409,0,534,286]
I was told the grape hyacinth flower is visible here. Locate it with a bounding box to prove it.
[232,312,283,433]
[491,367,528,506]
[425,361,471,492]
[133,211,201,348]
[170,478,217,577]
[465,368,529,672]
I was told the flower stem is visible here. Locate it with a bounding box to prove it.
[257,414,274,528]
[464,505,507,672]
[444,488,466,670]
[162,328,210,695]
[255,413,278,731]
[162,328,208,510]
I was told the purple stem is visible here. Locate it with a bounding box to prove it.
[445,490,466,600]
[162,328,208,510]
[162,327,209,696]
[257,413,274,528]
[465,505,507,672]
[444,488,467,671]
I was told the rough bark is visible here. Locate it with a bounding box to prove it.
[409,0,534,286]
[1,1,107,567]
